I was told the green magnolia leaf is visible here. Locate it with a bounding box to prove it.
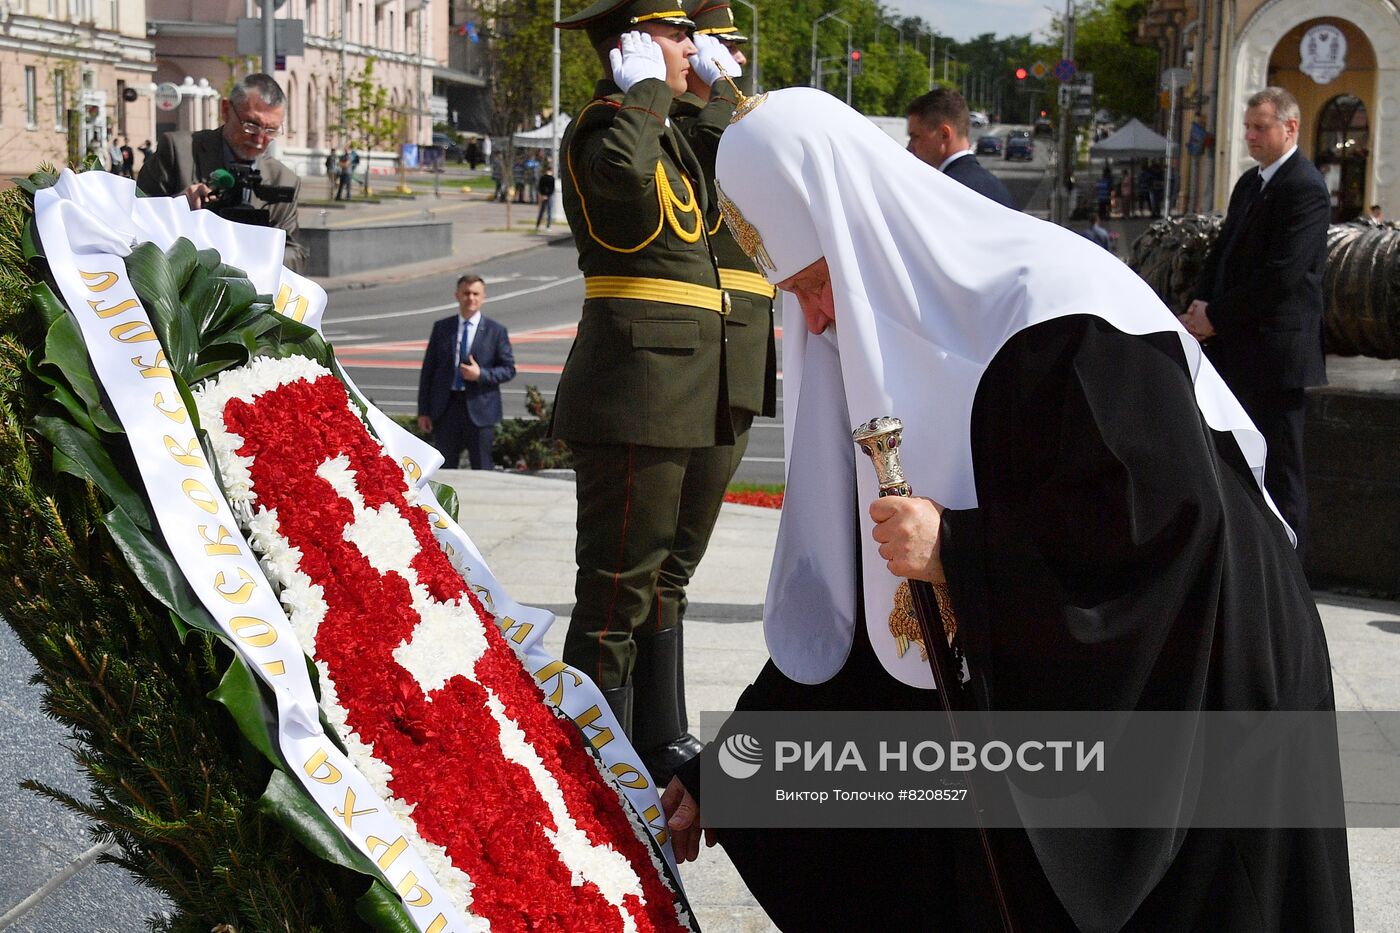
[191,354,248,384]
[258,770,383,879]
[102,503,222,637]
[30,281,66,327]
[428,482,460,525]
[125,241,199,381]
[35,415,149,527]
[227,316,285,355]
[44,381,100,437]
[181,265,227,333]
[355,882,420,933]
[168,608,191,643]
[164,237,200,292]
[40,312,97,396]
[209,655,281,766]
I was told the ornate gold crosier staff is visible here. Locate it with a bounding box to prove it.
[851,416,965,705]
[853,416,1016,933]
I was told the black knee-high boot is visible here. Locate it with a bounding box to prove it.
[632,626,702,784]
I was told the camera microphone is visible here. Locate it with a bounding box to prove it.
[208,168,236,193]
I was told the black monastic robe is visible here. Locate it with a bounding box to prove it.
[684,315,1352,932]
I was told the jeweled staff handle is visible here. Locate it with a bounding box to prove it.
[851,414,1016,932]
[851,416,911,498]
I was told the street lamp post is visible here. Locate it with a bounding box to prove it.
[730,0,758,93]
[922,29,935,91]
[551,0,562,219]
[811,11,852,105]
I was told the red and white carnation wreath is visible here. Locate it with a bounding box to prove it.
[195,355,691,932]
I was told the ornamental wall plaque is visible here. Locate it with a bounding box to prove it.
[1300,24,1347,85]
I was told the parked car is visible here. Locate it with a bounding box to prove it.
[1032,115,1054,137]
[1004,131,1034,161]
[432,132,465,163]
[969,110,990,128]
[975,134,1004,156]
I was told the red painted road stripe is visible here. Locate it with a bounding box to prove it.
[341,360,565,373]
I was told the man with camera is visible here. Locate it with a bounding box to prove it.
[137,73,307,273]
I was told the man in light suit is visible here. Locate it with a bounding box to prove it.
[1182,86,1330,559]
[906,88,1016,209]
[417,274,517,470]
[137,73,307,273]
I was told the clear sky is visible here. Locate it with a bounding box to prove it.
[888,0,1058,42]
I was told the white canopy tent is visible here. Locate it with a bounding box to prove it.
[512,115,572,149]
[1090,118,1170,160]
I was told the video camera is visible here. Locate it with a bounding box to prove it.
[205,164,297,226]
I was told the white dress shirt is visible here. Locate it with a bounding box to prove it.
[938,147,977,173]
[1258,145,1298,189]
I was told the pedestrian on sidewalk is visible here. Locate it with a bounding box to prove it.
[325,148,338,198]
[1094,166,1112,219]
[1081,212,1113,251]
[534,160,555,230]
[1119,168,1134,217]
[335,151,352,200]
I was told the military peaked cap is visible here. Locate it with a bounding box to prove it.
[557,0,696,46]
[685,0,748,42]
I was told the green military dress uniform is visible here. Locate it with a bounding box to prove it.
[650,1,778,765]
[555,0,743,782]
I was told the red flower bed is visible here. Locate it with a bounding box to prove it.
[723,489,785,509]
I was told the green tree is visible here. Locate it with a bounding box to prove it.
[1048,0,1158,122]
[340,57,406,195]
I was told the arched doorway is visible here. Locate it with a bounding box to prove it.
[1315,94,1369,221]
[1227,0,1400,215]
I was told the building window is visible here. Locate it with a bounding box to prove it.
[53,70,66,129]
[1315,94,1370,223]
[25,66,38,130]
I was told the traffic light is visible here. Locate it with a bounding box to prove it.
[1015,67,1028,81]
[849,48,863,77]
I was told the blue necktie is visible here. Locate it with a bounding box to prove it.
[454,321,471,390]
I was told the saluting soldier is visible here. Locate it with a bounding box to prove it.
[553,0,740,784]
[656,0,778,757]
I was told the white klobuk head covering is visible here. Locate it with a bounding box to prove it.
[715,88,1286,689]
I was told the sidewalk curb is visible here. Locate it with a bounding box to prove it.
[314,230,574,293]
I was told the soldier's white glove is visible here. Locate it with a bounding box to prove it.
[609,31,669,92]
[688,33,742,87]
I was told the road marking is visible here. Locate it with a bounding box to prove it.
[343,360,564,373]
[326,274,583,324]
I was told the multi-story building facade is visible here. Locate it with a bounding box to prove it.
[1140,0,1399,220]
[0,0,156,179]
[146,0,456,177]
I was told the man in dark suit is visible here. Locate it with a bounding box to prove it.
[1182,86,1330,558]
[906,88,1016,209]
[137,73,307,273]
[417,274,517,470]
